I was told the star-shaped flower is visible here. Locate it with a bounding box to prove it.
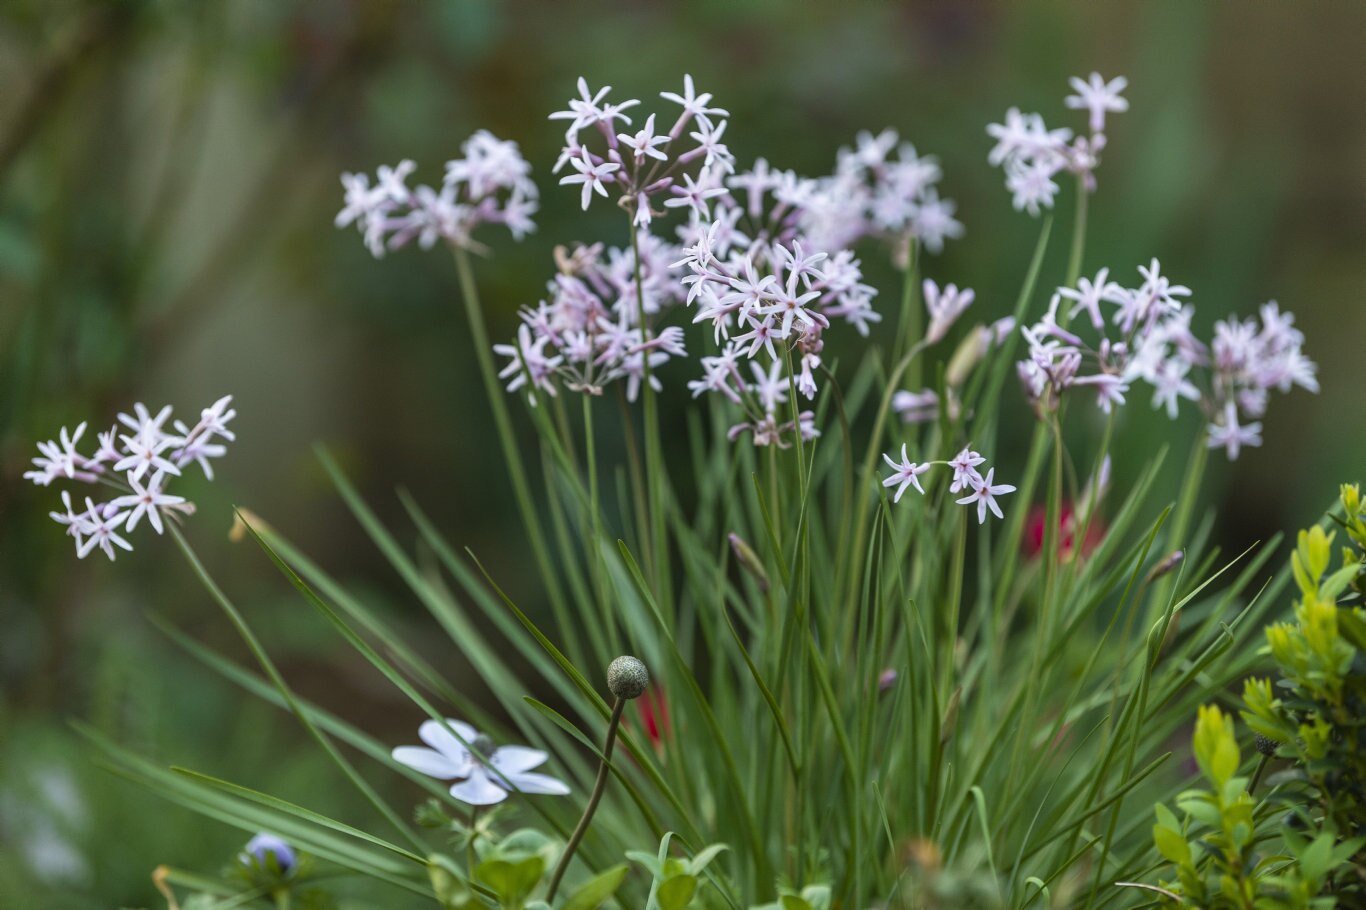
[392,719,570,806]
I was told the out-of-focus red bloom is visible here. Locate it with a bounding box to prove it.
[1023,502,1105,560]
[631,687,671,753]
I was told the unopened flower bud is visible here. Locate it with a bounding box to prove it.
[728,532,770,593]
[607,656,649,700]
[241,832,296,875]
[946,325,988,387]
[1254,734,1278,757]
[1146,550,1184,583]
[878,668,898,695]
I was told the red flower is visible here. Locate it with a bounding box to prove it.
[631,687,671,753]
[1023,502,1104,560]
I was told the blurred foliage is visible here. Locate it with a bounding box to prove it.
[1,1,1362,906]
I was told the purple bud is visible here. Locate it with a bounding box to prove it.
[241,833,296,875]
[878,668,898,695]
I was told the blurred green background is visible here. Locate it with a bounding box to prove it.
[1,1,1362,906]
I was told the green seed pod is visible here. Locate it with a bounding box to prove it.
[607,655,649,700]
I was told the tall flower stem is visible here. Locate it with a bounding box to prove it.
[895,236,923,386]
[545,698,627,901]
[628,222,671,616]
[1065,177,1089,288]
[449,246,578,654]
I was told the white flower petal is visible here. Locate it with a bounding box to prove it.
[419,718,477,761]
[490,745,548,774]
[391,746,464,779]
[449,767,507,806]
[503,771,571,796]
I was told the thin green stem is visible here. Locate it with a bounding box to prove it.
[450,246,577,652]
[840,339,930,610]
[1065,178,1089,288]
[628,222,671,616]
[546,698,627,901]
[896,237,923,385]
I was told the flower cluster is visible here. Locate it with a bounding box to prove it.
[336,130,538,257]
[800,129,964,264]
[882,445,1017,524]
[392,718,570,807]
[551,75,732,226]
[987,72,1128,215]
[494,237,687,404]
[1017,260,1317,459]
[25,397,235,559]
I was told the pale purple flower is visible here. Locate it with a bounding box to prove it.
[948,447,986,493]
[659,74,728,131]
[955,467,1016,524]
[1206,401,1262,461]
[75,498,132,561]
[113,434,182,483]
[559,150,620,210]
[391,719,570,806]
[882,444,931,502]
[663,172,727,220]
[1065,73,1129,133]
[109,471,185,535]
[924,279,975,343]
[892,389,939,424]
[618,114,670,162]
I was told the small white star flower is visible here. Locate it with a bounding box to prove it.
[559,151,620,210]
[955,467,1016,524]
[109,471,186,535]
[882,444,931,502]
[75,498,133,561]
[114,434,183,483]
[948,447,986,493]
[1065,73,1129,133]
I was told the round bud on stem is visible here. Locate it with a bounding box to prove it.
[1254,733,1278,757]
[607,656,649,700]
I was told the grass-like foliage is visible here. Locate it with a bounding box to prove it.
[35,75,1354,908]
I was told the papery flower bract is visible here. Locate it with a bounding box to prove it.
[391,719,570,806]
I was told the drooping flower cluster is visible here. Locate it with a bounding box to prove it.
[494,237,687,404]
[336,130,538,257]
[800,129,964,264]
[25,398,236,559]
[550,75,732,227]
[391,719,570,807]
[987,73,1128,215]
[882,445,1017,524]
[1017,260,1317,459]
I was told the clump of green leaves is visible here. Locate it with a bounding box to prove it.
[1150,485,1366,907]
